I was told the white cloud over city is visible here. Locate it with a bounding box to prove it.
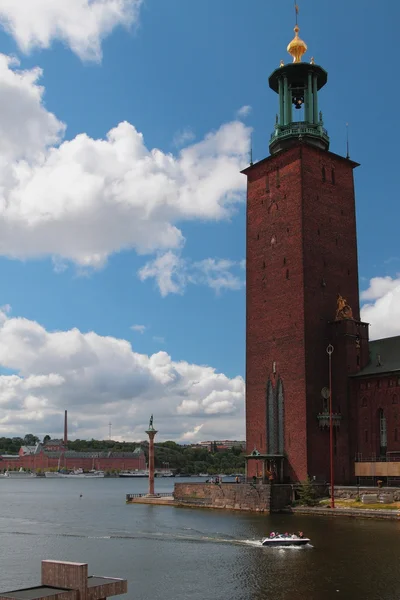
[360,275,400,340]
[0,307,245,442]
[0,55,250,271]
[0,0,143,62]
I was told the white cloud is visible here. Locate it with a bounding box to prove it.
[131,324,146,334]
[181,424,204,441]
[0,56,250,269]
[193,258,244,294]
[0,307,245,441]
[139,253,245,296]
[0,0,143,62]
[172,128,195,148]
[361,276,400,340]
[236,105,252,119]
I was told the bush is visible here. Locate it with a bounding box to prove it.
[298,476,318,506]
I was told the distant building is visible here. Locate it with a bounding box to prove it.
[199,440,246,452]
[2,438,146,472]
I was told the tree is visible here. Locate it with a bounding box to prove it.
[43,435,51,444]
[24,434,39,445]
[297,477,317,506]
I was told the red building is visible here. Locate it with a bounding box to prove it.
[2,438,146,473]
[244,22,400,484]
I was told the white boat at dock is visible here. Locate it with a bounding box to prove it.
[4,468,36,478]
[119,470,149,478]
[44,468,105,478]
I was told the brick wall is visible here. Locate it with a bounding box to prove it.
[244,142,361,483]
[173,483,271,512]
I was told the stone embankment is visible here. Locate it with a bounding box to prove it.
[173,482,271,511]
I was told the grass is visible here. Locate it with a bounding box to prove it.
[318,498,400,511]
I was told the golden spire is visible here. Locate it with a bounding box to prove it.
[287,25,307,63]
[287,3,307,63]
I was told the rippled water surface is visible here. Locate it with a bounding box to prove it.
[0,477,399,599]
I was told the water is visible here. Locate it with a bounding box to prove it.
[0,477,399,600]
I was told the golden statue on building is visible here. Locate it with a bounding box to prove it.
[335,294,353,320]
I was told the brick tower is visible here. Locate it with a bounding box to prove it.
[244,18,369,484]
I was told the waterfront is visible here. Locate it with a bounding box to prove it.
[0,478,399,599]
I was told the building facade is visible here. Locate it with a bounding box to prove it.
[245,22,400,484]
[2,438,146,473]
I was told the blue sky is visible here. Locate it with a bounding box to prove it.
[0,0,398,442]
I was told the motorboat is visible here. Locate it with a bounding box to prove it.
[261,533,310,547]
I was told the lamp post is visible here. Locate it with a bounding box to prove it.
[326,344,335,509]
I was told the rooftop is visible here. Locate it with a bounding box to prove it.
[0,586,73,600]
[353,336,400,377]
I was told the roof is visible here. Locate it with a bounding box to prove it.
[0,585,74,600]
[20,446,37,454]
[353,336,400,378]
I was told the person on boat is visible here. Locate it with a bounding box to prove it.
[298,531,304,538]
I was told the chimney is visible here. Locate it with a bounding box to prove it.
[64,410,68,447]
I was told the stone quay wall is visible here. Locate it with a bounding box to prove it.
[173,483,271,512]
[333,486,400,501]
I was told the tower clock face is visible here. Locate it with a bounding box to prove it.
[321,387,330,399]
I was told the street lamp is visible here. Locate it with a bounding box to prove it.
[326,344,335,509]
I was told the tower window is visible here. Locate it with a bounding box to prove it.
[361,397,367,407]
[257,234,260,240]
[364,430,368,443]
[283,257,286,265]
[263,261,266,269]
[287,227,289,233]
[286,269,289,279]
[331,169,335,185]
[322,167,326,182]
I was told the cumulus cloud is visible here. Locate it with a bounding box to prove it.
[0,56,250,269]
[361,276,400,340]
[0,307,245,441]
[0,0,143,62]
[131,324,146,334]
[139,253,245,296]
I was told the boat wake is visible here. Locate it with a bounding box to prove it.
[0,529,312,548]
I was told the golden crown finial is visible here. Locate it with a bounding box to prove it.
[287,24,307,63]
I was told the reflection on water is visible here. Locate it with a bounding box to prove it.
[0,478,399,599]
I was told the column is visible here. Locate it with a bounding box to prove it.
[313,74,318,124]
[278,77,284,126]
[283,77,291,125]
[146,429,157,495]
[307,71,313,123]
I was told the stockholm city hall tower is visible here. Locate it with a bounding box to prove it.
[244,17,370,484]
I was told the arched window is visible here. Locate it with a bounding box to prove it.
[276,379,285,455]
[266,380,276,455]
[379,408,387,457]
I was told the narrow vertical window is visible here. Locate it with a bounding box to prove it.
[322,166,326,182]
[331,168,335,184]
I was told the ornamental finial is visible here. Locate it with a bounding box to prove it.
[287,3,307,63]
